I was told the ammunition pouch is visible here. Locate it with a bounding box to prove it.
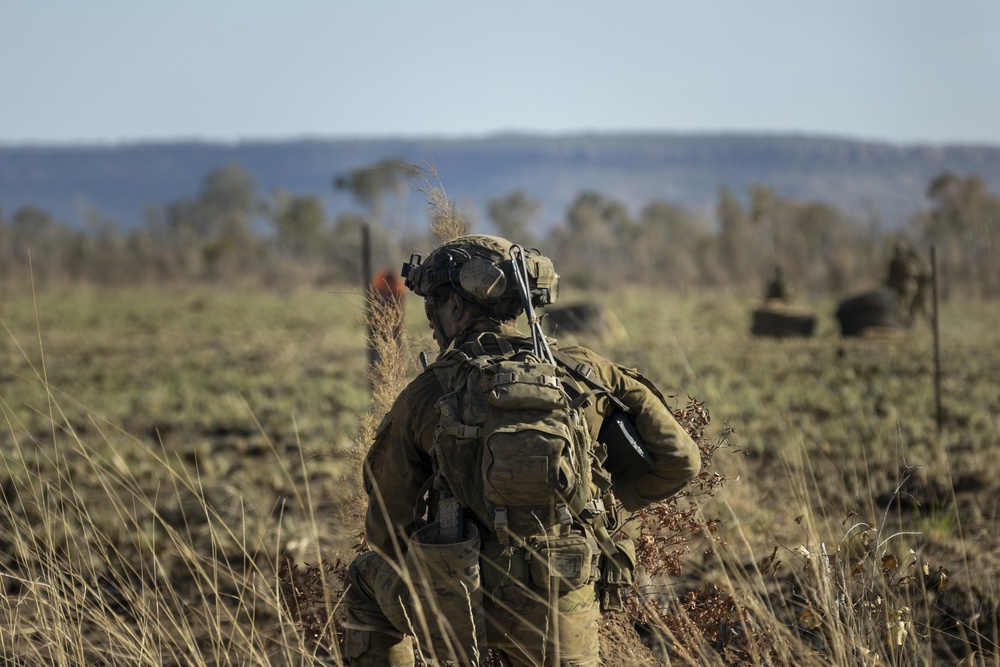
[381,522,485,664]
[527,531,600,592]
[481,537,531,591]
[481,529,600,596]
[597,539,637,612]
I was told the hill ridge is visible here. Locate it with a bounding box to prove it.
[3,132,1000,231]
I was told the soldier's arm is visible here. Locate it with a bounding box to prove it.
[565,346,702,511]
[362,374,438,557]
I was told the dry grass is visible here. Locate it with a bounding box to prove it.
[1,285,998,665]
[415,160,472,243]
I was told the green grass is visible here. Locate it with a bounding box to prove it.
[2,287,371,456]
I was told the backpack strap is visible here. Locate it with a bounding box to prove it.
[553,349,656,481]
[550,349,630,414]
[464,331,515,357]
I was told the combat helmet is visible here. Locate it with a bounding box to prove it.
[401,234,559,321]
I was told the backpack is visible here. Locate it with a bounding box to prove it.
[427,332,608,545]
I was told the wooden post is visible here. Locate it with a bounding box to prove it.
[931,245,943,433]
[361,223,373,294]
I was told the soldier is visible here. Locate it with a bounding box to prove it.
[344,234,701,666]
[885,239,926,325]
[764,264,789,302]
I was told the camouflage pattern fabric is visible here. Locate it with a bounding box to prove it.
[886,242,929,325]
[345,322,700,665]
[346,547,599,666]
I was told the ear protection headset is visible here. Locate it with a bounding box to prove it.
[401,240,558,317]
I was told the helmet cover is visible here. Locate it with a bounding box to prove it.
[401,234,558,319]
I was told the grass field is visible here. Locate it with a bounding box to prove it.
[1,284,998,665]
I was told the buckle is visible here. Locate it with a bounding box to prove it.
[494,506,509,545]
[556,502,572,526]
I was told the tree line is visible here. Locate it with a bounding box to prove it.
[1,159,998,299]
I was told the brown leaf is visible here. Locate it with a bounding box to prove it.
[799,608,822,629]
[937,567,950,591]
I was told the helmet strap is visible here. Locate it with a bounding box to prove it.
[425,295,451,352]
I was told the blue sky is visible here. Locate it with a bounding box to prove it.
[3,1,1000,146]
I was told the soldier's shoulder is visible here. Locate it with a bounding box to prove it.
[557,343,611,366]
[555,344,625,381]
[407,365,448,397]
[385,365,448,416]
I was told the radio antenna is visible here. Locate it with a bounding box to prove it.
[510,244,554,364]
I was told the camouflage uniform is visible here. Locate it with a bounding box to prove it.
[764,265,788,302]
[885,240,928,325]
[344,238,701,666]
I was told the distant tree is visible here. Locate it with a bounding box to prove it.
[269,191,328,257]
[164,163,259,243]
[917,171,1000,296]
[9,206,66,284]
[165,198,201,237]
[715,186,760,288]
[333,158,419,223]
[713,184,874,296]
[779,200,864,294]
[487,191,540,245]
[124,228,166,284]
[326,212,398,286]
[635,199,710,289]
[200,164,261,277]
[549,191,633,287]
[0,207,12,283]
[11,205,57,264]
[749,185,778,258]
[12,205,55,239]
[200,163,259,220]
[202,212,261,282]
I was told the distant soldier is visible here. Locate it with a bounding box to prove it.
[764,264,789,302]
[908,270,932,326]
[885,240,928,326]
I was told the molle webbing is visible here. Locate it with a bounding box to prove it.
[427,334,596,544]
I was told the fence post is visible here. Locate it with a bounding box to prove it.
[931,245,942,433]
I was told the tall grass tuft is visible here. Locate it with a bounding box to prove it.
[277,285,412,658]
[416,160,472,243]
[0,401,332,664]
[0,290,357,664]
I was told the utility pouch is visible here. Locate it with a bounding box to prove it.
[527,531,599,592]
[406,520,482,595]
[399,522,485,663]
[480,539,530,589]
[599,409,655,482]
[598,539,637,612]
